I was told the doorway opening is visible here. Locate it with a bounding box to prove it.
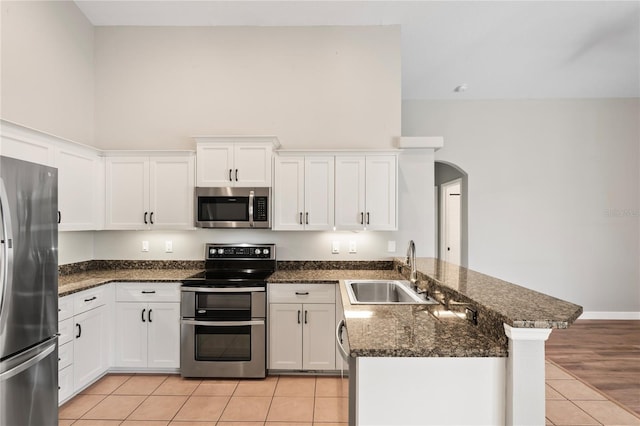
[435,161,468,267]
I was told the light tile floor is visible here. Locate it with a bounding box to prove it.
[59,362,640,426]
[59,374,348,426]
[545,361,640,426]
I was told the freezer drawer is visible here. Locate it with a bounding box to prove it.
[0,338,58,425]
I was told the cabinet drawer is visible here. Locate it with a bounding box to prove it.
[58,295,74,321]
[116,282,180,302]
[58,365,74,404]
[268,283,335,304]
[74,286,108,315]
[58,341,73,370]
[58,318,74,346]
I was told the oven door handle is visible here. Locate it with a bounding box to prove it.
[181,287,265,293]
[181,319,265,327]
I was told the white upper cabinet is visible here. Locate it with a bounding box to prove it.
[335,154,397,231]
[105,153,195,230]
[0,121,104,231]
[55,147,104,231]
[195,137,277,187]
[273,155,334,230]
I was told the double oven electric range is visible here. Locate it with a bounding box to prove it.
[180,243,275,378]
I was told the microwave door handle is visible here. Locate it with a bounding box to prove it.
[248,190,254,228]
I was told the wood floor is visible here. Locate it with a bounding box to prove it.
[546,319,640,416]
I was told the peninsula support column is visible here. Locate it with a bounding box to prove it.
[504,324,552,426]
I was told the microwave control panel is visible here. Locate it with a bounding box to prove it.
[254,197,268,221]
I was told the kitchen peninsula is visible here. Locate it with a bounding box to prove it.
[268,258,583,426]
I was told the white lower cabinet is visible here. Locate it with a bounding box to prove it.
[58,284,113,405]
[73,305,109,390]
[268,284,336,371]
[114,283,180,370]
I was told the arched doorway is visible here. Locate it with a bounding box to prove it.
[435,161,468,267]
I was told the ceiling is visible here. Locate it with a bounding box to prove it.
[75,1,640,100]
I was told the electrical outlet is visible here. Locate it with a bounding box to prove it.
[332,241,340,254]
[141,241,149,252]
[387,240,396,252]
[165,241,173,253]
[349,241,357,253]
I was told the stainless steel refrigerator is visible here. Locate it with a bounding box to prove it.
[0,155,59,425]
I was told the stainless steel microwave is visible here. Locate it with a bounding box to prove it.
[195,187,271,229]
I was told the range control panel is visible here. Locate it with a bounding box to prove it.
[206,243,276,260]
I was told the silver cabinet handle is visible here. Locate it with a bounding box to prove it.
[336,319,349,360]
[181,319,264,327]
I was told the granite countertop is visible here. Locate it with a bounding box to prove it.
[268,268,507,357]
[337,280,507,358]
[267,269,403,283]
[399,258,584,329]
[58,269,203,296]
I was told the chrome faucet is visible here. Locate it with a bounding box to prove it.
[406,240,418,290]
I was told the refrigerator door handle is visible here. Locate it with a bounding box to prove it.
[0,177,14,325]
[0,339,56,382]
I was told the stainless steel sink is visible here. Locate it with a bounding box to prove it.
[345,280,439,305]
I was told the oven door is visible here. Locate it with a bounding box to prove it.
[180,319,266,378]
[181,286,266,320]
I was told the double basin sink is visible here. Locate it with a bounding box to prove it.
[345,279,439,305]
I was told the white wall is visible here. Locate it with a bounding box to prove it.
[59,232,95,265]
[403,99,640,313]
[0,1,94,145]
[94,26,401,150]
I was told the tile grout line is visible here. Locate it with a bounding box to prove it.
[546,359,640,420]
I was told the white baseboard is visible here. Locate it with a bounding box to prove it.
[580,311,640,320]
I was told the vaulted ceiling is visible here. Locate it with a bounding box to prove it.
[75,1,640,100]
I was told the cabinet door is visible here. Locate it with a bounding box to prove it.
[268,303,303,370]
[73,306,108,391]
[234,144,272,187]
[56,148,101,231]
[196,143,234,186]
[114,302,148,368]
[365,155,397,230]
[105,157,149,230]
[302,303,336,370]
[334,156,366,230]
[304,157,334,230]
[146,302,180,368]
[273,157,305,230]
[149,155,195,229]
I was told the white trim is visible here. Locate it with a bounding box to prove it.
[580,311,640,320]
[503,324,552,341]
[394,136,444,149]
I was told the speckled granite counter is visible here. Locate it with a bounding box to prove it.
[267,267,507,357]
[59,266,202,297]
[267,269,402,283]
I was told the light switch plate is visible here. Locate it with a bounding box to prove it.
[387,240,396,252]
[142,241,149,252]
[165,241,173,253]
[332,241,340,254]
[349,241,357,253]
